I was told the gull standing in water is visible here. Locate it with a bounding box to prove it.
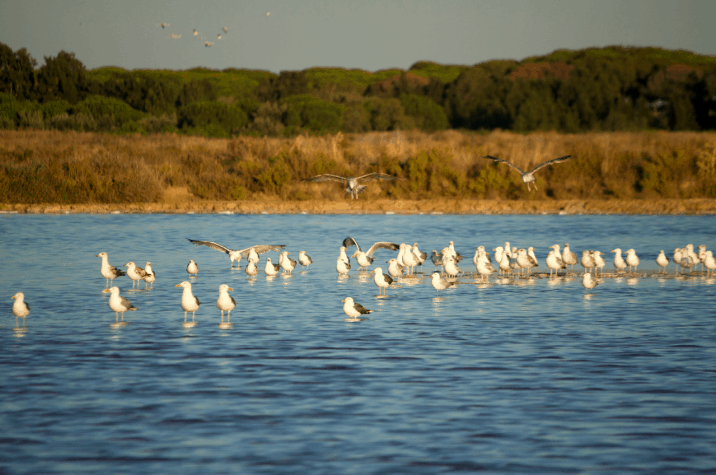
[431,271,456,295]
[563,243,578,271]
[96,252,126,287]
[703,251,716,277]
[412,243,428,273]
[444,255,461,278]
[187,240,285,268]
[11,292,30,323]
[656,250,670,273]
[143,262,156,288]
[482,155,574,191]
[475,251,496,282]
[592,251,606,276]
[338,246,351,268]
[124,262,147,290]
[336,256,351,275]
[342,237,399,271]
[280,251,297,274]
[102,287,137,323]
[301,173,404,200]
[372,267,394,295]
[216,284,236,323]
[580,250,595,274]
[265,257,280,276]
[187,259,199,277]
[430,250,444,273]
[612,248,627,273]
[546,245,566,277]
[342,297,372,320]
[625,249,640,273]
[298,251,313,270]
[245,260,258,278]
[387,257,405,280]
[582,273,598,294]
[176,281,200,322]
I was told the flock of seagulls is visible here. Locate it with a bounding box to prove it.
[161,23,229,46]
[7,234,716,328]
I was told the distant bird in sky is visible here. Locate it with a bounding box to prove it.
[482,155,574,191]
[217,34,222,39]
[302,173,404,200]
[205,41,214,47]
[193,29,198,36]
[167,34,181,39]
[266,11,270,16]
[157,22,169,29]
[223,26,228,33]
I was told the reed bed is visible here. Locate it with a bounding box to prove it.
[1,129,716,204]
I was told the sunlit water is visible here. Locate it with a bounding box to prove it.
[1,213,715,474]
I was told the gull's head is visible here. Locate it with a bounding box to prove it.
[189,259,195,264]
[342,297,353,304]
[431,271,441,280]
[611,248,621,253]
[626,249,635,254]
[299,250,306,255]
[176,281,191,289]
[372,267,383,275]
[219,284,233,292]
[96,252,107,258]
[413,243,419,248]
[340,246,346,252]
[102,287,119,295]
[11,292,24,300]
[351,251,358,258]
[124,262,134,267]
[266,257,272,263]
[564,243,570,248]
[699,244,706,250]
[550,244,559,250]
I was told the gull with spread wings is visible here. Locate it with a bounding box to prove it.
[187,239,285,268]
[301,173,404,199]
[342,237,400,271]
[482,155,574,191]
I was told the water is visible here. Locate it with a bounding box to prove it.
[1,213,715,474]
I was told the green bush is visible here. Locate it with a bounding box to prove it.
[74,95,145,128]
[178,101,248,136]
[281,95,345,133]
[400,94,449,131]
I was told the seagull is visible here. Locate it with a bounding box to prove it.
[265,257,280,276]
[188,240,285,268]
[102,287,137,322]
[338,246,351,268]
[580,250,595,274]
[475,251,496,282]
[245,260,258,277]
[412,243,427,273]
[482,155,574,191]
[387,257,405,279]
[279,251,297,274]
[526,247,539,275]
[400,244,420,275]
[562,243,577,271]
[342,297,372,320]
[301,173,404,200]
[187,259,199,276]
[592,251,606,276]
[124,262,147,290]
[166,34,181,39]
[96,252,126,288]
[143,262,156,288]
[298,251,313,270]
[372,267,393,295]
[625,249,640,273]
[546,246,566,277]
[582,273,598,294]
[342,237,399,270]
[176,281,200,322]
[612,248,627,272]
[656,250,670,273]
[443,255,461,278]
[676,247,695,274]
[430,271,455,295]
[440,241,463,262]
[193,29,198,36]
[216,284,235,322]
[223,26,228,33]
[11,292,30,321]
[430,250,444,272]
[205,41,214,47]
[217,34,222,40]
[336,256,351,275]
[673,248,684,274]
[697,245,707,272]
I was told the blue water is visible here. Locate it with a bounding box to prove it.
[1,213,715,474]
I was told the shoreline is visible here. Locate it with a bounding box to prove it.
[2,199,716,215]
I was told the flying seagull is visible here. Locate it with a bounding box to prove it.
[301,173,404,200]
[188,239,285,268]
[482,155,573,191]
[342,237,399,270]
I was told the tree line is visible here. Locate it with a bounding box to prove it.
[2,42,716,137]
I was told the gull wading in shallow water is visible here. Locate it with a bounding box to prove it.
[176,281,200,322]
[11,292,30,321]
[430,271,455,296]
[301,173,404,200]
[188,240,285,268]
[102,287,137,322]
[482,155,574,191]
[96,252,126,288]
[342,297,372,320]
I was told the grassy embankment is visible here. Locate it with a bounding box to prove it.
[1,129,716,214]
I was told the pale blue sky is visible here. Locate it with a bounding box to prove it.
[0,0,714,73]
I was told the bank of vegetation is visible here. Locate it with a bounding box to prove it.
[1,129,715,204]
[2,42,716,138]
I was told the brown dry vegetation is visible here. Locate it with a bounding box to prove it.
[2,129,716,213]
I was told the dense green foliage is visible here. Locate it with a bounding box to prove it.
[2,42,716,136]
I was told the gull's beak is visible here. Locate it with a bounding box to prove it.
[175,284,182,287]
[228,287,233,291]
[11,295,16,299]
[611,250,616,253]
[341,299,346,303]
[95,254,101,257]
[102,289,110,293]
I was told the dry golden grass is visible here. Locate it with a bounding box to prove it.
[1,129,716,206]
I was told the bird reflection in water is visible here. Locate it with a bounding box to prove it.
[627,277,639,286]
[182,321,198,329]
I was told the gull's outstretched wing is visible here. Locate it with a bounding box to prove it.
[188,239,232,254]
[483,156,526,175]
[528,155,574,174]
[342,237,361,252]
[366,242,400,257]
[356,173,403,182]
[238,244,286,257]
[302,174,347,183]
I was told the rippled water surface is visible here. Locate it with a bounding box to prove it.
[1,213,716,474]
